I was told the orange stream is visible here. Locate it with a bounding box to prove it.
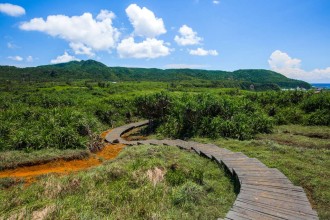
[0,130,125,182]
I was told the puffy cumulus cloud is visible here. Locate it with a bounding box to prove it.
[126,4,166,38]
[268,50,301,71]
[20,10,120,55]
[0,3,25,17]
[269,50,330,83]
[117,37,170,59]
[8,55,23,61]
[174,25,202,46]
[69,42,95,57]
[50,52,80,64]
[119,4,170,59]
[189,48,218,56]
[96,9,115,20]
[213,1,220,4]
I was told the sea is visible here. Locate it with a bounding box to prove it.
[311,83,330,89]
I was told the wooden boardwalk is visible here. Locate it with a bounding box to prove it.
[105,121,319,220]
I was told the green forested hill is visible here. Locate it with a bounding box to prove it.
[0,60,311,89]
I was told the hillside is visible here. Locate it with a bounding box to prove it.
[0,60,311,89]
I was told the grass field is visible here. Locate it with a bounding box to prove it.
[0,145,236,219]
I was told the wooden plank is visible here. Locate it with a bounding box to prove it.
[199,151,213,159]
[234,171,288,179]
[161,139,179,146]
[237,194,316,214]
[240,188,310,202]
[240,180,295,189]
[241,184,307,196]
[229,206,283,220]
[233,200,318,220]
[237,190,312,207]
[239,177,293,185]
[147,140,165,146]
[225,210,255,220]
[242,182,303,191]
[240,179,294,187]
[233,201,308,220]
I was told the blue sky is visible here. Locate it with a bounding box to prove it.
[0,0,329,82]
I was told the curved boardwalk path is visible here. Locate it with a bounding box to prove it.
[106,121,318,220]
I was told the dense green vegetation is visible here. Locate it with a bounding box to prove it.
[0,80,328,151]
[136,90,330,140]
[0,67,329,219]
[0,60,311,89]
[0,145,236,219]
[0,81,144,151]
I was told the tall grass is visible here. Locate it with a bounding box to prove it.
[0,145,236,219]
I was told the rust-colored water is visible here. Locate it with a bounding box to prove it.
[0,156,102,179]
[0,130,125,182]
[100,129,112,139]
[97,143,125,160]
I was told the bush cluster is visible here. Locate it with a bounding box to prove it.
[135,93,273,140]
[247,91,330,126]
[0,85,133,151]
[135,91,330,140]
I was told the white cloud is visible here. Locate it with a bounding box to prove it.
[189,48,218,56]
[117,37,170,59]
[20,10,120,54]
[69,42,95,57]
[0,3,25,17]
[269,50,330,83]
[213,0,220,4]
[26,56,33,62]
[96,9,116,20]
[8,55,23,61]
[268,50,301,71]
[125,4,166,38]
[165,64,206,69]
[174,25,202,46]
[50,52,80,64]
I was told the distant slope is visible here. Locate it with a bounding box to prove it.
[0,60,311,89]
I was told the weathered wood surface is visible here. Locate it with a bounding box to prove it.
[105,121,318,220]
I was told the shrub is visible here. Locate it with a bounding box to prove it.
[301,93,330,113]
[274,107,304,125]
[95,108,114,125]
[134,92,172,121]
[138,93,274,140]
[171,182,204,206]
[305,109,330,126]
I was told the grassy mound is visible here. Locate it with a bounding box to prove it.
[0,145,236,219]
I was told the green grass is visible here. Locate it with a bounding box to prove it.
[194,129,330,220]
[257,131,330,150]
[0,145,236,219]
[256,125,330,150]
[277,125,330,139]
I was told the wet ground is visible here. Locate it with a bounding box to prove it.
[0,130,125,184]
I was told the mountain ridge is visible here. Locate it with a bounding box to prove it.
[0,60,311,89]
